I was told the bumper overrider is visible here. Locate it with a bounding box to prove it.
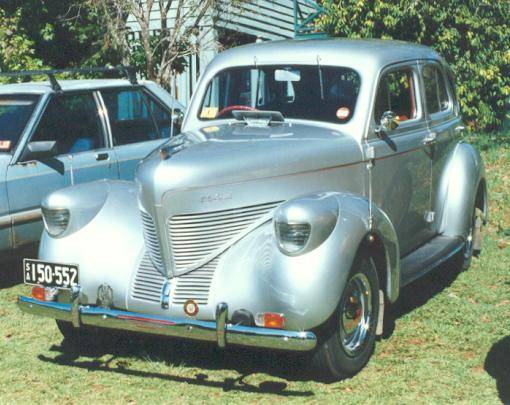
[17,287,317,352]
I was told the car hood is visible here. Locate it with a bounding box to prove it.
[136,121,363,208]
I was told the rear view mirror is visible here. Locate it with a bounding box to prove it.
[20,141,57,162]
[275,69,301,82]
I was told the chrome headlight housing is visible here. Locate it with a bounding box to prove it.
[42,207,70,237]
[274,222,311,255]
[274,193,339,256]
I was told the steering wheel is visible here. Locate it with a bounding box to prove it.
[217,105,257,117]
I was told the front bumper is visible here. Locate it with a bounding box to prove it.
[17,295,317,352]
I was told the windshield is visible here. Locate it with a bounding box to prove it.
[199,65,360,124]
[0,94,40,152]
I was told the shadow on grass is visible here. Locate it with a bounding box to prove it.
[383,257,464,338]
[38,334,315,397]
[484,336,510,403]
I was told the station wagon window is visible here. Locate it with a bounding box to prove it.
[374,69,417,124]
[199,65,361,124]
[0,95,40,152]
[423,65,450,114]
[31,93,104,155]
[101,89,163,146]
[144,94,174,138]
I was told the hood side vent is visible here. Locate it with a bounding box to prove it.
[140,210,165,274]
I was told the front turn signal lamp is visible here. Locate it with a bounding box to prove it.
[42,207,70,237]
[31,286,57,301]
[255,312,285,329]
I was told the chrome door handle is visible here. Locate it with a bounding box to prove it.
[95,152,109,161]
[422,132,437,146]
[455,125,466,133]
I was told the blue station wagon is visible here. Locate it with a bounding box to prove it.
[0,71,184,260]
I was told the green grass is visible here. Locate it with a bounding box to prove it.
[1,132,509,403]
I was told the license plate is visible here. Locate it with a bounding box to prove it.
[23,258,79,289]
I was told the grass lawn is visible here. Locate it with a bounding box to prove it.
[1,133,509,403]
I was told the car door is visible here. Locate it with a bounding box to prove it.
[99,87,172,180]
[420,62,463,234]
[6,91,116,249]
[367,63,434,256]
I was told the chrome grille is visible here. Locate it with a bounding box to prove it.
[172,256,221,305]
[140,211,164,271]
[167,201,281,270]
[131,252,165,303]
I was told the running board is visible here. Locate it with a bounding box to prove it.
[401,236,465,287]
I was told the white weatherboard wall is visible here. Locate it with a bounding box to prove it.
[127,0,316,105]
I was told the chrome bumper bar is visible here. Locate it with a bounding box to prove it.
[17,295,317,352]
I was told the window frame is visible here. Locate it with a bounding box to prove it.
[98,86,163,148]
[196,64,362,125]
[420,61,453,120]
[370,62,424,139]
[22,90,109,160]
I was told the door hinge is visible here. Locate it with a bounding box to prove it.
[424,211,435,223]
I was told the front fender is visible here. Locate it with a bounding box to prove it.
[39,180,144,307]
[437,142,487,238]
[214,192,400,330]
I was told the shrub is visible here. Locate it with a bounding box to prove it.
[318,0,510,131]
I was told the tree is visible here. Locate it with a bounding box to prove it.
[1,1,121,71]
[318,0,510,131]
[0,9,43,78]
[87,0,244,87]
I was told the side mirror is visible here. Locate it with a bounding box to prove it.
[376,111,399,136]
[20,141,58,162]
[172,109,184,130]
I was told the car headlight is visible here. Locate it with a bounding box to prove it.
[274,193,339,256]
[42,207,70,237]
[275,222,311,255]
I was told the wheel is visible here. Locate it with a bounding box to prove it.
[461,208,482,270]
[312,252,380,381]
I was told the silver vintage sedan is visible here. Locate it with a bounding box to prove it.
[18,39,488,380]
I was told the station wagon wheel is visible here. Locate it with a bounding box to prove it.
[312,249,380,381]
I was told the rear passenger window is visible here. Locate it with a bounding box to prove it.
[423,65,450,114]
[374,69,417,124]
[102,89,159,146]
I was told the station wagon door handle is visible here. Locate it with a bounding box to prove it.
[95,152,110,161]
[422,132,437,146]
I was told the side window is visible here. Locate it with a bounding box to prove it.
[423,65,450,114]
[101,89,159,146]
[31,93,104,155]
[374,69,417,124]
[144,94,174,138]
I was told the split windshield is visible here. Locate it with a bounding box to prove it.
[0,94,40,152]
[199,65,361,124]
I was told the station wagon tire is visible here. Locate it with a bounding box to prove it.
[312,251,380,381]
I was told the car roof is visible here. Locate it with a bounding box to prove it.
[0,79,152,95]
[211,38,442,71]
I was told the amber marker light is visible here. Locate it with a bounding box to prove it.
[31,286,46,301]
[256,312,285,329]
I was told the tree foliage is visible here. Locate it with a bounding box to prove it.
[0,9,43,75]
[0,1,121,72]
[318,0,510,131]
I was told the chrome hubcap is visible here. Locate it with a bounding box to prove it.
[339,272,372,357]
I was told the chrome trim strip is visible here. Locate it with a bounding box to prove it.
[0,208,42,228]
[18,296,317,352]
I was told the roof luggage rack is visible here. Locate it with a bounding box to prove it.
[0,66,137,92]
